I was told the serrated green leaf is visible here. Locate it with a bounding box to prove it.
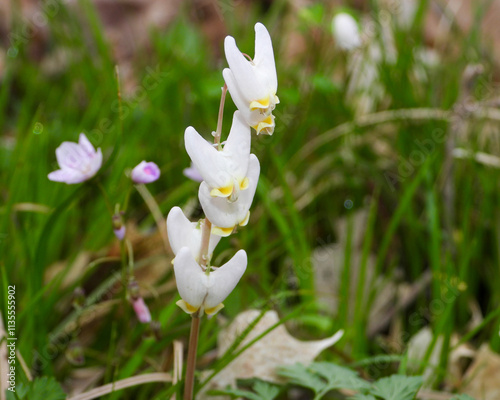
[6,377,66,400]
[309,362,371,392]
[370,375,423,400]
[450,395,476,400]
[252,380,281,399]
[278,363,325,394]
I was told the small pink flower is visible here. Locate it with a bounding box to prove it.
[48,133,102,184]
[131,161,160,184]
[132,297,152,323]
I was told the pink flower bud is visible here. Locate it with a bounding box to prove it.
[131,161,160,184]
[132,297,152,323]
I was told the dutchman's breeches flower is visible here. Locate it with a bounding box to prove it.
[174,247,247,316]
[199,154,260,237]
[223,23,279,135]
[48,133,103,184]
[166,206,221,261]
[185,111,251,199]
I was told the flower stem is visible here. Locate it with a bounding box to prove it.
[197,218,212,268]
[183,314,200,400]
[214,84,228,150]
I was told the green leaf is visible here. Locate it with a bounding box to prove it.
[370,375,423,400]
[278,363,325,394]
[208,381,280,400]
[450,395,476,400]
[349,395,377,400]
[6,377,66,400]
[253,380,281,399]
[309,362,371,392]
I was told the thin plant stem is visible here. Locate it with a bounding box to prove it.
[182,82,227,399]
[198,219,212,268]
[213,83,228,150]
[183,314,200,400]
[134,183,170,253]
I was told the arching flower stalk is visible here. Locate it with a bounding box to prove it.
[167,22,278,400]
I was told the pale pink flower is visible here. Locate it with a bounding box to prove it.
[48,133,102,184]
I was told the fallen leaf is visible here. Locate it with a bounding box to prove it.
[461,344,500,400]
[199,309,343,399]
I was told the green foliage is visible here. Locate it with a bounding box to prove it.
[370,375,423,400]
[278,362,424,400]
[5,377,66,400]
[450,395,477,400]
[209,380,281,400]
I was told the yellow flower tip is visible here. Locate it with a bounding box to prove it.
[204,303,224,317]
[210,184,233,198]
[252,115,274,135]
[250,96,270,111]
[274,94,280,105]
[176,299,199,314]
[239,211,250,227]
[239,177,249,190]
[211,225,235,237]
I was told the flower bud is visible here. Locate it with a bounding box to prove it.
[131,161,160,184]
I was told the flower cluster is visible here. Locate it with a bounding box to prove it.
[167,23,278,317]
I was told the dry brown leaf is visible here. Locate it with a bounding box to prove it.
[407,327,475,389]
[199,309,343,399]
[461,344,500,400]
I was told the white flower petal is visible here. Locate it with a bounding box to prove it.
[56,142,87,170]
[47,168,85,184]
[78,133,96,156]
[224,36,266,101]
[220,111,251,179]
[253,23,277,92]
[199,154,260,231]
[223,68,251,115]
[88,148,103,177]
[173,247,208,310]
[185,126,232,190]
[204,249,247,309]
[166,207,221,259]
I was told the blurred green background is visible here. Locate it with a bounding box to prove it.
[1,0,500,398]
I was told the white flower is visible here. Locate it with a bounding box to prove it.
[331,13,361,51]
[166,206,221,261]
[199,154,260,237]
[48,133,103,184]
[185,111,251,199]
[174,246,247,316]
[223,23,279,135]
[131,161,160,184]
